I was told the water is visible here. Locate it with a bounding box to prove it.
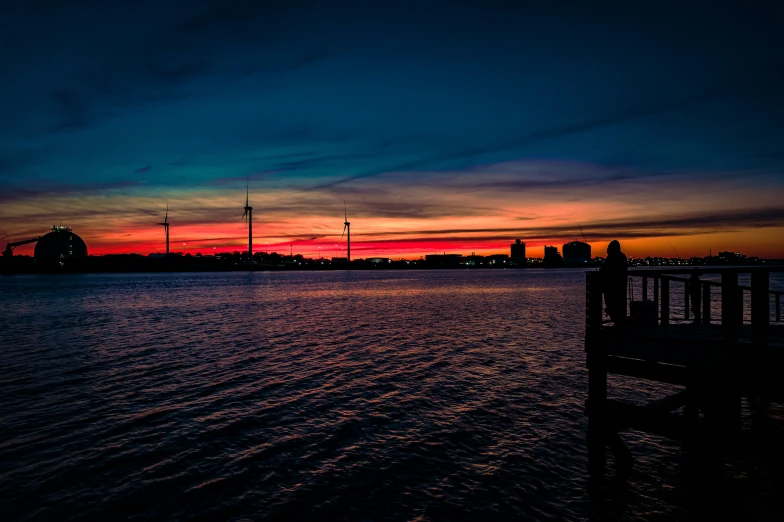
[1,269,782,521]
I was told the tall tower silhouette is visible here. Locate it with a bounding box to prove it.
[242,182,252,260]
[157,204,169,254]
[341,202,350,262]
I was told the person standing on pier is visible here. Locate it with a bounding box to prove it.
[600,240,628,324]
[689,268,701,324]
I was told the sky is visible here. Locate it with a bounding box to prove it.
[1,1,783,259]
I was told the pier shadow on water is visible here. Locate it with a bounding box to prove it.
[588,401,784,521]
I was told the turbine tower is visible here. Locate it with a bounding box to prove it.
[157,204,169,254]
[243,181,253,261]
[341,201,350,262]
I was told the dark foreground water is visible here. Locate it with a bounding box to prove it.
[1,270,783,521]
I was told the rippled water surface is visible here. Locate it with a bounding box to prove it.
[2,270,783,521]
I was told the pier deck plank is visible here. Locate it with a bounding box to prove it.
[599,324,784,368]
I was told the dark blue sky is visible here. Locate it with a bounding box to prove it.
[1,1,783,256]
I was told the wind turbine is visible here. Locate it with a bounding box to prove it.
[340,201,350,262]
[242,181,253,261]
[157,204,169,254]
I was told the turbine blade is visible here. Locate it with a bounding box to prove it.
[340,224,346,241]
[344,200,347,222]
[165,203,168,223]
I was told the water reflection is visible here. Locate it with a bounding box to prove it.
[0,270,782,520]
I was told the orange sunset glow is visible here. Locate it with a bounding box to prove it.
[3,161,783,259]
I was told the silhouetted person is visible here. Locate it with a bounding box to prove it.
[689,268,701,324]
[600,240,627,323]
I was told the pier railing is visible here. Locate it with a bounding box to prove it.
[586,267,783,344]
[584,266,783,477]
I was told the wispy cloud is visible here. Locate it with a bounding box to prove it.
[360,207,784,241]
[0,180,143,203]
[312,78,782,189]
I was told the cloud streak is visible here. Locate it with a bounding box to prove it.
[360,207,784,240]
[312,75,783,189]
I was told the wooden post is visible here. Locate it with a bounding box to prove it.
[702,283,710,325]
[585,272,606,476]
[751,270,770,347]
[684,369,700,419]
[749,270,770,409]
[722,271,739,342]
[715,270,742,433]
[661,277,669,326]
[586,271,603,348]
[642,276,648,301]
[587,358,607,476]
[653,276,659,321]
[704,368,741,434]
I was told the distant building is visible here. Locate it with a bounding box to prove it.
[461,254,485,267]
[366,257,391,264]
[511,239,526,265]
[425,254,462,267]
[488,254,509,266]
[563,241,591,265]
[543,245,563,267]
[718,251,747,264]
[332,257,348,263]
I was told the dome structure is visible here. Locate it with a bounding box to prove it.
[34,226,88,268]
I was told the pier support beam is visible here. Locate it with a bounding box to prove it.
[751,271,770,405]
[585,272,608,476]
[661,278,669,326]
[702,283,711,325]
[653,276,659,315]
[722,271,740,342]
[587,361,607,476]
[751,271,770,347]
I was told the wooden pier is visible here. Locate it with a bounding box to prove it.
[584,267,784,476]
